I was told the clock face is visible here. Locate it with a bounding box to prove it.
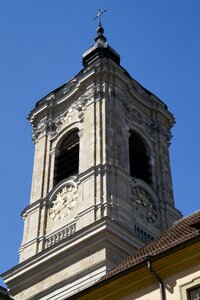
[49,184,78,221]
[132,186,157,223]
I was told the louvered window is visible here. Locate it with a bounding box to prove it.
[189,287,200,300]
[54,130,79,186]
[129,131,152,185]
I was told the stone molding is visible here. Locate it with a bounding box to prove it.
[134,224,154,242]
[45,223,76,249]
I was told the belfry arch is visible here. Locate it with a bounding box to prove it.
[129,130,152,185]
[53,129,79,186]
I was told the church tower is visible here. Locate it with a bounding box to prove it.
[2,14,181,300]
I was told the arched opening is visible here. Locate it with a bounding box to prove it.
[129,131,152,184]
[54,130,79,186]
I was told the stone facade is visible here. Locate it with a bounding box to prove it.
[2,28,181,300]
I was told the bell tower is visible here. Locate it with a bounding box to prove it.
[2,17,181,300]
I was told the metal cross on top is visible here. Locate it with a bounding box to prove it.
[93,8,106,27]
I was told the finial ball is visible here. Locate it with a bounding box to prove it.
[97,25,104,35]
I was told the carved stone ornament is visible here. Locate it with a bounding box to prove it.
[132,109,143,125]
[49,88,95,138]
[32,119,54,143]
[132,186,157,223]
[158,123,172,144]
[123,101,143,125]
[49,184,78,221]
[144,120,156,140]
[63,107,77,124]
[121,99,157,141]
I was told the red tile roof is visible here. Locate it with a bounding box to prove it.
[102,210,200,280]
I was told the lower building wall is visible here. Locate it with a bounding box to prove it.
[166,266,200,300]
[120,264,200,300]
[13,248,108,300]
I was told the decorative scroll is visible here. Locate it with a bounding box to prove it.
[132,109,143,125]
[32,87,95,142]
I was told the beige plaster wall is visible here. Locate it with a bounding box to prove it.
[121,264,200,300]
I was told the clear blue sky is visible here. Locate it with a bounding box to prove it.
[0,0,200,287]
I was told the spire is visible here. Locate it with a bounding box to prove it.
[93,8,107,43]
[82,9,120,67]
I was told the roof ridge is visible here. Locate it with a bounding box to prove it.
[173,209,200,225]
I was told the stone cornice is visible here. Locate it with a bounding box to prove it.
[28,57,173,129]
[1,217,144,293]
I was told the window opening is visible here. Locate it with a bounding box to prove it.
[129,131,152,184]
[54,130,79,186]
[189,287,200,300]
